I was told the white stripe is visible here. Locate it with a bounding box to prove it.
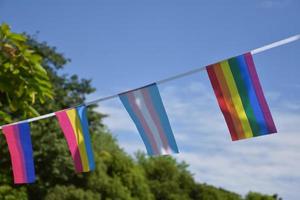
[133,90,165,155]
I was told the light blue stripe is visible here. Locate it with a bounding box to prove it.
[119,94,154,155]
[77,106,95,171]
[147,84,179,153]
[134,90,164,154]
[237,55,269,135]
[18,123,35,183]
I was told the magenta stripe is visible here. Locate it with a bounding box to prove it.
[14,125,29,183]
[141,89,170,153]
[55,111,83,172]
[127,92,160,155]
[3,125,27,183]
[244,53,277,133]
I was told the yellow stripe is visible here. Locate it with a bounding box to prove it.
[66,109,90,171]
[214,64,245,139]
[220,61,253,138]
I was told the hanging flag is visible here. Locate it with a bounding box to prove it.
[2,122,35,184]
[55,105,95,172]
[206,52,277,141]
[119,83,179,155]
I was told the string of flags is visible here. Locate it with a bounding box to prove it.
[0,34,299,184]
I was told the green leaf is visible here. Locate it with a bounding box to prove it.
[0,111,12,123]
[0,23,11,36]
[8,33,27,42]
[6,93,17,111]
[27,105,39,116]
[33,63,48,76]
[29,91,36,104]
[30,54,42,63]
[33,77,52,88]
[12,69,20,74]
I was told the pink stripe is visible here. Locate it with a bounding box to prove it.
[245,53,277,133]
[141,89,170,153]
[127,92,160,155]
[3,125,27,183]
[55,111,83,172]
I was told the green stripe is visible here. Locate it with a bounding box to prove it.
[228,57,260,136]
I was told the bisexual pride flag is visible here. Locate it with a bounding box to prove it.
[119,83,179,155]
[55,105,95,172]
[206,52,277,141]
[2,122,35,184]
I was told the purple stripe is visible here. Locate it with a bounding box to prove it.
[244,53,277,133]
[141,88,170,153]
[14,125,29,182]
[126,92,160,155]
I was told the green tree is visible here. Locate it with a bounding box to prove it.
[190,183,242,200]
[137,153,195,200]
[245,192,281,200]
[44,185,100,200]
[0,23,53,123]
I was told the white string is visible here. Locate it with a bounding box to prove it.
[251,34,300,54]
[0,34,299,129]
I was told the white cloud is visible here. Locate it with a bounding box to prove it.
[96,98,136,133]
[165,82,300,200]
[259,0,292,8]
[95,81,300,200]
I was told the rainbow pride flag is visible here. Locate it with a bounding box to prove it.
[206,53,277,141]
[119,83,179,155]
[2,122,35,184]
[55,105,95,172]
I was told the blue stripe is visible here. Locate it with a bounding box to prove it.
[147,84,179,153]
[77,106,95,171]
[18,123,35,183]
[237,55,269,135]
[119,94,154,155]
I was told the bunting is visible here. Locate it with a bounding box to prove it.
[206,53,277,141]
[55,105,95,172]
[2,122,35,184]
[0,34,292,184]
[119,83,179,155]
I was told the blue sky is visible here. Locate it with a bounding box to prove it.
[1,0,300,199]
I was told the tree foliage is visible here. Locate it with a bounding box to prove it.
[245,192,282,200]
[0,23,53,123]
[0,24,281,200]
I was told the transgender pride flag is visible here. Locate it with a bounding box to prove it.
[119,83,179,155]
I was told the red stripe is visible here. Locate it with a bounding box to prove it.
[244,53,277,133]
[207,65,239,141]
[213,63,245,140]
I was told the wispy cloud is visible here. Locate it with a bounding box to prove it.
[162,81,300,199]
[96,81,300,200]
[259,0,292,8]
[97,98,136,133]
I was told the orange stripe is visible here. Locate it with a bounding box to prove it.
[213,64,246,139]
[207,65,238,141]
